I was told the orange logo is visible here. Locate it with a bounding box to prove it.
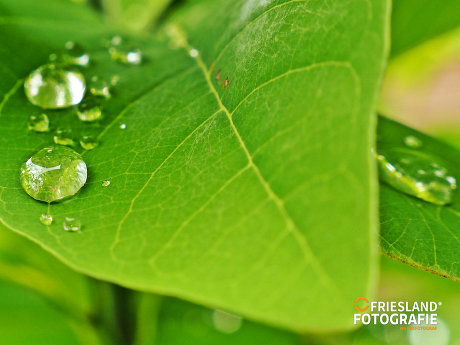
[355,297,369,311]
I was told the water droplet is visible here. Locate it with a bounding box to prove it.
[120,123,127,130]
[90,76,111,98]
[63,217,81,232]
[109,46,142,65]
[24,64,86,109]
[77,98,103,122]
[189,48,199,58]
[40,213,53,225]
[27,113,50,132]
[111,35,123,46]
[80,136,98,150]
[377,148,457,205]
[110,75,120,86]
[404,135,423,149]
[212,309,242,334]
[102,180,111,187]
[54,128,74,146]
[20,146,87,203]
[64,41,90,67]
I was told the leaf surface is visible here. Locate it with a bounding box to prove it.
[0,0,389,330]
[378,117,460,281]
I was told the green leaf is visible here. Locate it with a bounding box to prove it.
[391,0,460,56]
[151,297,302,345]
[378,116,460,281]
[0,0,390,330]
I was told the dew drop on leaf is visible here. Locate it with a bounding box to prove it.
[64,41,90,67]
[77,97,103,122]
[54,128,74,146]
[90,76,111,98]
[27,113,50,132]
[24,64,86,109]
[20,146,87,203]
[212,309,243,334]
[109,46,142,65]
[120,123,127,130]
[189,48,199,58]
[102,180,111,187]
[39,213,53,226]
[377,148,457,205]
[404,135,423,149]
[80,135,98,150]
[63,217,81,232]
[110,75,120,86]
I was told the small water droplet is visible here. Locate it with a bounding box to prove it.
[102,180,111,187]
[64,41,90,67]
[80,136,98,150]
[77,97,103,122]
[63,217,81,232]
[189,48,199,58]
[377,148,457,205]
[20,146,87,202]
[24,64,86,109]
[40,213,53,225]
[212,310,242,334]
[54,128,74,146]
[27,113,50,132]
[404,135,423,149]
[111,35,123,46]
[90,76,111,98]
[120,123,127,130]
[110,75,120,86]
[109,46,142,65]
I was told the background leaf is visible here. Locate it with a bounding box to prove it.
[391,0,460,57]
[0,0,389,330]
[378,116,460,281]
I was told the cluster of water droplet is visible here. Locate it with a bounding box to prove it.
[377,135,457,206]
[21,37,142,230]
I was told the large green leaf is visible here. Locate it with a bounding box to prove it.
[378,116,460,281]
[391,0,460,56]
[0,0,390,330]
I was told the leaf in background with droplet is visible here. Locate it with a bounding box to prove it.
[378,116,460,281]
[0,0,390,330]
[391,0,460,57]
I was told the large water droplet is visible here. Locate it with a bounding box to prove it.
[40,213,53,226]
[80,136,98,150]
[54,128,74,146]
[63,217,81,232]
[27,113,50,132]
[377,148,457,205]
[20,146,87,203]
[24,64,86,109]
[77,97,103,122]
